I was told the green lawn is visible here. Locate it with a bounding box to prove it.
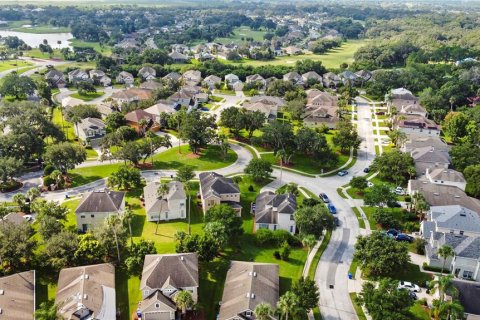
[361,206,408,231]
[70,91,105,101]
[23,48,64,59]
[0,60,33,72]
[351,207,366,229]
[151,145,237,171]
[215,26,267,45]
[349,293,367,320]
[410,302,431,320]
[54,61,96,72]
[68,39,112,56]
[11,25,71,34]
[224,39,368,69]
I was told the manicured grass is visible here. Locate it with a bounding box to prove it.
[215,26,267,45]
[224,39,368,69]
[337,188,348,199]
[346,187,365,199]
[70,91,105,101]
[410,302,431,320]
[349,256,359,279]
[151,145,238,171]
[68,39,112,56]
[308,229,332,279]
[0,60,32,72]
[69,163,121,187]
[54,61,96,72]
[23,48,63,59]
[352,207,366,229]
[11,25,71,33]
[349,293,367,320]
[377,263,433,287]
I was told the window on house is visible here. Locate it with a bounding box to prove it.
[155,303,160,309]
[144,290,149,295]
[463,271,473,279]
[80,215,85,219]
[460,231,464,235]
[245,310,252,317]
[91,214,95,218]
[290,214,294,221]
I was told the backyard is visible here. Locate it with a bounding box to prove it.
[70,91,105,101]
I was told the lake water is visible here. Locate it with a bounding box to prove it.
[0,30,73,48]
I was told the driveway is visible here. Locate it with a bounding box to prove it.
[210,92,245,118]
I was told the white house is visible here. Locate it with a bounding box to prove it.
[116,71,135,86]
[73,117,106,145]
[421,205,480,282]
[139,66,157,81]
[254,192,297,234]
[143,181,186,221]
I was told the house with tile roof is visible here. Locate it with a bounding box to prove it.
[115,71,135,86]
[0,271,35,320]
[218,261,279,320]
[75,189,125,232]
[111,88,153,106]
[254,192,297,234]
[143,181,186,221]
[138,253,198,320]
[199,172,241,215]
[56,263,116,320]
[303,89,339,128]
[140,79,163,91]
[421,205,480,281]
[394,114,441,137]
[243,95,286,121]
[301,71,322,85]
[124,109,157,132]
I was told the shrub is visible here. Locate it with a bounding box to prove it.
[280,241,291,261]
[256,229,274,246]
[404,195,411,202]
[404,221,420,233]
[403,211,417,222]
[43,176,55,187]
[272,229,292,246]
[373,209,401,229]
[273,251,281,259]
[43,165,55,176]
[413,238,427,255]
[302,198,321,207]
[248,185,254,192]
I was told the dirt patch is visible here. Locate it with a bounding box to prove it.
[186,152,201,159]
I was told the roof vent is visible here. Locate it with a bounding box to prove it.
[248,272,252,276]
[180,256,184,261]
[245,293,250,298]
[434,193,439,196]
[460,213,466,217]
[83,294,88,299]
[84,274,89,280]
[0,290,4,295]
[251,293,255,299]
[253,272,257,277]
[454,195,461,198]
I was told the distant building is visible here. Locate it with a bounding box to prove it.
[45,69,66,88]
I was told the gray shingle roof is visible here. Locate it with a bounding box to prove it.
[218,261,279,320]
[404,135,449,152]
[0,271,35,320]
[143,181,186,215]
[430,205,480,234]
[255,191,296,224]
[75,189,125,214]
[199,172,240,198]
[453,280,480,316]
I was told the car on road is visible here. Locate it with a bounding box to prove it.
[388,201,402,208]
[319,193,330,203]
[327,203,337,214]
[333,217,340,227]
[337,170,348,177]
[23,215,33,222]
[376,111,385,115]
[363,167,370,173]
[396,233,414,243]
[398,281,420,292]
[394,186,405,195]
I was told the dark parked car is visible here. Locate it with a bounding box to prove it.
[376,111,385,115]
[363,167,370,173]
[333,217,340,227]
[396,234,414,243]
[319,193,330,203]
[387,229,399,237]
[327,203,337,214]
[388,201,402,208]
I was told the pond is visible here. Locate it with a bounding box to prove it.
[0,30,73,48]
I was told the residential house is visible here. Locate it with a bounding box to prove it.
[163,72,182,83]
[61,96,84,111]
[338,70,359,86]
[218,261,279,320]
[144,181,186,221]
[75,189,125,232]
[73,117,106,146]
[182,70,202,86]
[3,211,29,226]
[171,44,189,54]
[68,69,90,84]
[96,103,115,118]
[303,89,339,129]
[115,71,135,86]
[115,38,139,50]
[225,73,240,88]
[203,75,222,89]
[140,79,163,91]
[283,46,303,55]
[139,66,157,81]
[408,180,480,213]
[423,168,466,190]
[168,90,196,107]
[144,101,177,124]
[402,134,449,153]
[169,51,189,63]
[254,192,297,234]
[322,72,341,88]
[283,71,303,85]
[45,69,66,88]
[56,263,116,320]
[420,205,480,281]
[243,95,286,121]
[138,253,198,320]
[89,70,111,87]
[411,146,451,176]
[246,74,266,88]
[388,88,427,118]
[302,71,322,85]
[394,114,441,136]
[0,271,35,320]
[355,70,372,83]
[125,109,157,132]
[111,88,153,105]
[452,281,480,319]
[199,172,242,215]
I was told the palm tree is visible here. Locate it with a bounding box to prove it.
[70,115,81,138]
[302,234,317,255]
[449,96,455,112]
[430,275,457,303]
[277,291,299,320]
[439,300,464,320]
[35,301,61,320]
[173,290,194,319]
[155,181,170,235]
[105,215,122,264]
[255,302,274,320]
[438,245,455,274]
[139,118,148,136]
[176,166,195,234]
[122,207,134,246]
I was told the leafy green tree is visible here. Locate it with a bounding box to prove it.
[178,110,216,154]
[301,234,317,255]
[283,98,305,120]
[260,121,296,164]
[0,156,23,185]
[350,176,368,192]
[105,112,126,130]
[294,204,333,237]
[35,301,61,320]
[31,198,68,220]
[76,80,96,96]
[429,275,457,303]
[277,291,301,320]
[174,290,194,319]
[114,141,142,165]
[436,299,464,320]
[244,110,266,139]
[295,127,335,161]
[354,231,410,276]
[371,150,415,185]
[65,105,101,122]
[332,119,361,152]
[203,221,228,248]
[464,164,480,197]
[220,107,245,137]
[44,142,87,174]
[125,239,156,275]
[74,233,106,265]
[357,279,413,320]
[107,166,142,190]
[0,221,36,270]
[444,112,469,142]
[38,215,64,241]
[176,166,195,234]
[388,129,407,147]
[205,204,243,240]
[36,80,52,104]
[291,277,320,311]
[373,208,401,229]
[43,230,78,271]
[450,142,480,172]
[364,184,398,209]
[0,72,36,100]
[244,158,273,182]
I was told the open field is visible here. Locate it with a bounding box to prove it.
[215,26,267,45]
[0,60,33,72]
[224,39,368,69]
[23,48,64,59]
[69,39,113,56]
[70,91,105,101]
[12,25,70,34]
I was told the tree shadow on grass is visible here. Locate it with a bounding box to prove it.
[115,267,131,319]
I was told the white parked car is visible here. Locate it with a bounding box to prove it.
[398,281,420,292]
[395,187,405,195]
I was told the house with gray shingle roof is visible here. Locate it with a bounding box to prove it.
[254,192,297,234]
[423,168,466,190]
[0,271,35,320]
[402,134,449,153]
[56,263,116,320]
[302,71,322,85]
[138,253,198,319]
[218,261,279,320]
[143,181,186,221]
[199,172,241,215]
[75,189,125,232]
[421,205,480,282]
[411,146,451,176]
[73,117,106,145]
[139,66,157,81]
[45,69,66,88]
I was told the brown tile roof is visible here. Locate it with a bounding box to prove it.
[0,271,35,320]
[125,109,155,124]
